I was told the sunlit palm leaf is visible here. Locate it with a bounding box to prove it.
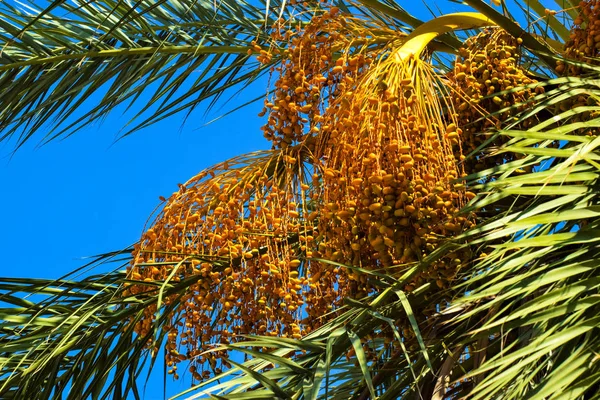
[174,240,465,399]
[0,249,248,399]
[0,0,566,149]
[450,88,600,398]
[0,0,291,148]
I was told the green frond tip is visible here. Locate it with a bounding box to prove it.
[0,46,253,72]
[0,0,282,147]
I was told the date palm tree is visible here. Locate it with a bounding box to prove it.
[1,0,599,399]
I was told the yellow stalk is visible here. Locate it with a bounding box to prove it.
[395,12,495,61]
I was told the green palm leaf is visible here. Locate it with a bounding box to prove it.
[0,0,287,148]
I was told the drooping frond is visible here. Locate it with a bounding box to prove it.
[0,251,146,399]
[171,240,468,399]
[0,0,472,149]
[450,81,600,399]
[0,0,290,147]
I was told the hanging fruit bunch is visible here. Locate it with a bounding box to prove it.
[312,17,487,293]
[554,0,600,134]
[125,6,493,382]
[448,28,541,174]
[315,58,475,293]
[258,7,399,151]
[126,149,341,380]
[257,8,408,301]
[124,8,394,381]
[561,0,600,76]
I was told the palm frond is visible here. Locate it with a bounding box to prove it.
[0,0,570,150]
[0,0,462,150]
[451,97,600,399]
[170,239,465,399]
[0,250,145,399]
[0,0,291,148]
[0,248,251,399]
